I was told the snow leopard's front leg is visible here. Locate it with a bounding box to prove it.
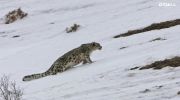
[83,54,92,64]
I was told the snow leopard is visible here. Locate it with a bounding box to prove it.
[23,42,102,81]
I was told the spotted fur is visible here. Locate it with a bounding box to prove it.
[22,42,102,81]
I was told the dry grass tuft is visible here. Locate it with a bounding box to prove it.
[5,8,27,24]
[66,24,80,33]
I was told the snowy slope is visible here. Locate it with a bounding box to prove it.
[0,0,180,100]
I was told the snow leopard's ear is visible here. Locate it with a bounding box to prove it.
[92,42,96,46]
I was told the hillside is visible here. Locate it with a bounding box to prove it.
[0,0,180,100]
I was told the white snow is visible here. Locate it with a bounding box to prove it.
[0,0,180,100]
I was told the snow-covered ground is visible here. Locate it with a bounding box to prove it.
[0,0,180,100]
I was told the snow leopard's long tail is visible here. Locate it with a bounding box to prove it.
[22,71,51,81]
